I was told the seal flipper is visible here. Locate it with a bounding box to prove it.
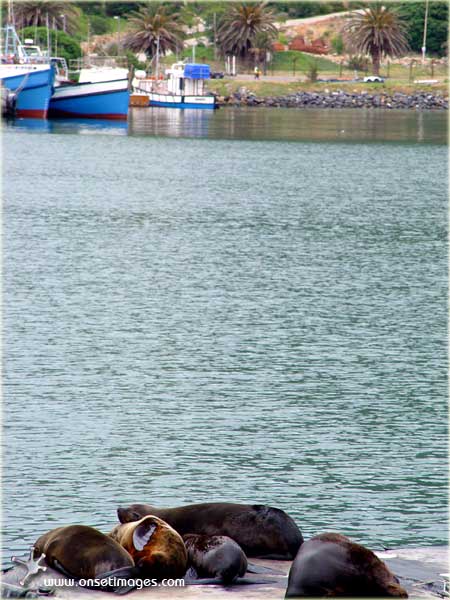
[97,566,140,579]
[52,559,75,580]
[247,562,285,575]
[185,576,278,586]
[183,566,198,583]
[233,576,279,585]
[53,561,138,595]
[252,553,294,560]
[132,521,156,551]
[185,578,224,585]
[91,567,140,595]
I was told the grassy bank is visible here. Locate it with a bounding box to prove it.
[207,78,448,98]
[167,49,447,82]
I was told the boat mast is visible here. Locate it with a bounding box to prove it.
[2,0,15,55]
[155,34,160,80]
[2,2,28,62]
[7,0,14,25]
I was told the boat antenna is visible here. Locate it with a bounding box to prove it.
[7,0,15,26]
[46,12,50,57]
[53,17,58,56]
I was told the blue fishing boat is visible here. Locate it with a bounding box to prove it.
[49,60,130,120]
[0,25,54,118]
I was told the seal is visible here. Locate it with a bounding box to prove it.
[33,525,137,593]
[285,532,408,597]
[183,534,248,584]
[109,515,187,580]
[117,502,302,559]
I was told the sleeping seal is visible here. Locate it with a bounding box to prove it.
[285,532,408,597]
[109,515,187,580]
[117,502,302,559]
[183,534,247,583]
[33,525,137,593]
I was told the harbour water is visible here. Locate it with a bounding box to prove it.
[2,107,448,560]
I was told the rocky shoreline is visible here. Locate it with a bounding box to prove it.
[217,89,448,110]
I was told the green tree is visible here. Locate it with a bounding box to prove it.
[343,4,409,75]
[270,2,347,19]
[104,3,146,18]
[123,4,184,59]
[12,2,80,35]
[217,2,277,61]
[398,2,448,56]
[251,30,274,71]
[307,59,319,82]
[19,26,82,64]
[331,33,345,55]
[89,15,111,36]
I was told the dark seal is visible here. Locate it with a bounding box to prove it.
[285,532,408,598]
[117,502,303,559]
[183,534,248,584]
[33,525,137,593]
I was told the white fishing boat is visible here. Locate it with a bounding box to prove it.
[134,61,217,109]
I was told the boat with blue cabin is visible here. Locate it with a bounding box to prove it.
[134,61,217,109]
[0,25,54,118]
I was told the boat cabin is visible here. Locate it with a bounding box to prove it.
[165,62,211,97]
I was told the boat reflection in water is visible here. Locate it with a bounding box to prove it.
[5,107,446,145]
[5,116,128,135]
[127,106,446,144]
[129,106,213,138]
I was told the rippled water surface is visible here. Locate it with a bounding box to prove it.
[3,108,448,560]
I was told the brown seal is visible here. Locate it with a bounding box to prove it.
[109,515,187,580]
[117,502,302,559]
[285,532,408,597]
[183,534,248,583]
[33,525,137,592]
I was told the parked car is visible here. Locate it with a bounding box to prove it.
[363,76,385,83]
[210,71,224,79]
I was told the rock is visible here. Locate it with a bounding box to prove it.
[216,89,447,110]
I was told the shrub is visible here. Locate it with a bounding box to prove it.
[124,50,146,70]
[18,27,82,64]
[307,60,319,82]
[347,54,369,71]
[90,15,111,36]
[331,34,344,55]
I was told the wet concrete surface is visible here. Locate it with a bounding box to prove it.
[2,547,448,599]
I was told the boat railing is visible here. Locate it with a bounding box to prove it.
[50,57,69,80]
[135,78,168,95]
[69,56,128,71]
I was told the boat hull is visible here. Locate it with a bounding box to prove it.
[149,92,216,109]
[49,79,129,120]
[0,65,54,118]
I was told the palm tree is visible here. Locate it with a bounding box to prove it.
[12,2,80,35]
[123,4,184,60]
[251,31,274,72]
[343,4,409,75]
[217,3,277,62]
